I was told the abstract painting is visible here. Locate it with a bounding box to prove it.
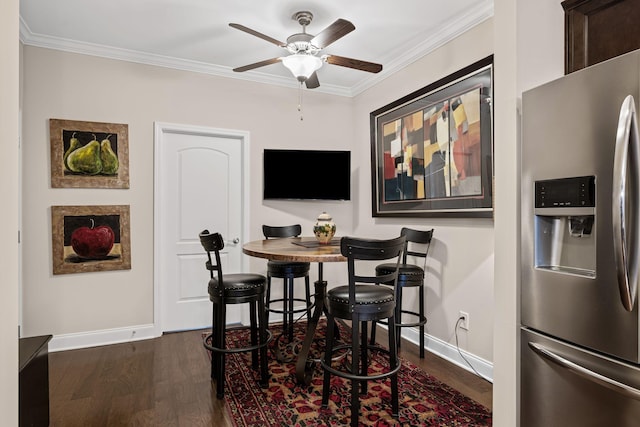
[370,56,493,217]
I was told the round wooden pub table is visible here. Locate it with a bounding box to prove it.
[243,236,345,385]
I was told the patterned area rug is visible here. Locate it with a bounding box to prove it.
[204,320,492,426]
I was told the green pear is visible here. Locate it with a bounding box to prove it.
[100,135,119,175]
[66,136,103,175]
[63,132,81,171]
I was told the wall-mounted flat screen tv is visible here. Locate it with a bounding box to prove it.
[263,149,351,200]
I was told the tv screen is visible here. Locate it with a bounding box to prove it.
[263,149,351,200]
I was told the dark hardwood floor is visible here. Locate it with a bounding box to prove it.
[48,325,492,426]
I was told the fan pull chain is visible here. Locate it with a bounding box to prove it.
[298,81,304,121]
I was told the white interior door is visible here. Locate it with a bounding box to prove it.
[154,122,248,333]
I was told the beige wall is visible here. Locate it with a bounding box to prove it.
[492,1,565,426]
[354,20,495,363]
[1,0,20,423]
[492,0,519,424]
[21,46,355,339]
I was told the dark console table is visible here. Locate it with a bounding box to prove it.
[19,335,52,427]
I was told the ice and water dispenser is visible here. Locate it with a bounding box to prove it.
[533,176,596,278]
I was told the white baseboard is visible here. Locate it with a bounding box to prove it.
[46,320,494,384]
[401,326,494,383]
[48,324,158,352]
[274,308,494,382]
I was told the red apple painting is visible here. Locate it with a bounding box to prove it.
[51,205,131,275]
[70,218,115,259]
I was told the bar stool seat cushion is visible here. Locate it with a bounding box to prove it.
[208,273,267,299]
[327,285,394,305]
[267,261,310,277]
[376,263,425,285]
[326,285,395,320]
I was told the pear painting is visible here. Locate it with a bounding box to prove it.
[51,119,129,189]
[63,132,81,171]
[62,131,119,176]
[100,136,119,175]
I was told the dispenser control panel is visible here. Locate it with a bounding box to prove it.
[535,176,595,208]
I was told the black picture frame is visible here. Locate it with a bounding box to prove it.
[370,55,494,218]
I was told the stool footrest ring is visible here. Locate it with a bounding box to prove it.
[320,343,401,382]
[378,309,427,328]
[266,297,311,315]
[203,329,273,354]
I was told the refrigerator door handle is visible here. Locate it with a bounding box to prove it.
[529,341,640,401]
[612,95,640,312]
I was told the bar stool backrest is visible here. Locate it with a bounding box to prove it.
[199,229,224,283]
[262,224,303,239]
[401,227,434,268]
[340,236,406,306]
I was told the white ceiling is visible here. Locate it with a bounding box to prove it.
[19,0,493,97]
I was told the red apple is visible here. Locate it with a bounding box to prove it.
[71,219,115,259]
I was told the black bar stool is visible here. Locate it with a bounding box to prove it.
[199,230,272,399]
[321,235,405,427]
[371,228,433,358]
[262,225,312,344]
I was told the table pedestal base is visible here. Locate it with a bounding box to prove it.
[296,279,326,384]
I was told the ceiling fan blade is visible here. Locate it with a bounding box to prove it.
[233,58,282,73]
[229,23,286,47]
[310,19,355,49]
[305,72,320,89]
[325,55,383,73]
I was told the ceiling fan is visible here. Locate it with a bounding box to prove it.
[229,11,383,89]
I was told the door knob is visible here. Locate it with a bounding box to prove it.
[232,238,240,244]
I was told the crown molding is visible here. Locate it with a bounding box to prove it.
[19,3,493,98]
[19,16,352,97]
[350,2,494,96]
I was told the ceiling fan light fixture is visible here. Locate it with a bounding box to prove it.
[230,12,382,90]
[282,54,322,82]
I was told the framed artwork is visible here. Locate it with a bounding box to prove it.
[51,205,131,275]
[50,118,130,188]
[370,55,494,218]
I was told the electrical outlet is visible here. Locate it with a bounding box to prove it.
[459,311,470,330]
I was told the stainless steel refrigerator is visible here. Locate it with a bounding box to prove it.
[521,49,640,426]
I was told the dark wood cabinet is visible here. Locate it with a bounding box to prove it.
[19,335,52,427]
[562,0,640,73]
